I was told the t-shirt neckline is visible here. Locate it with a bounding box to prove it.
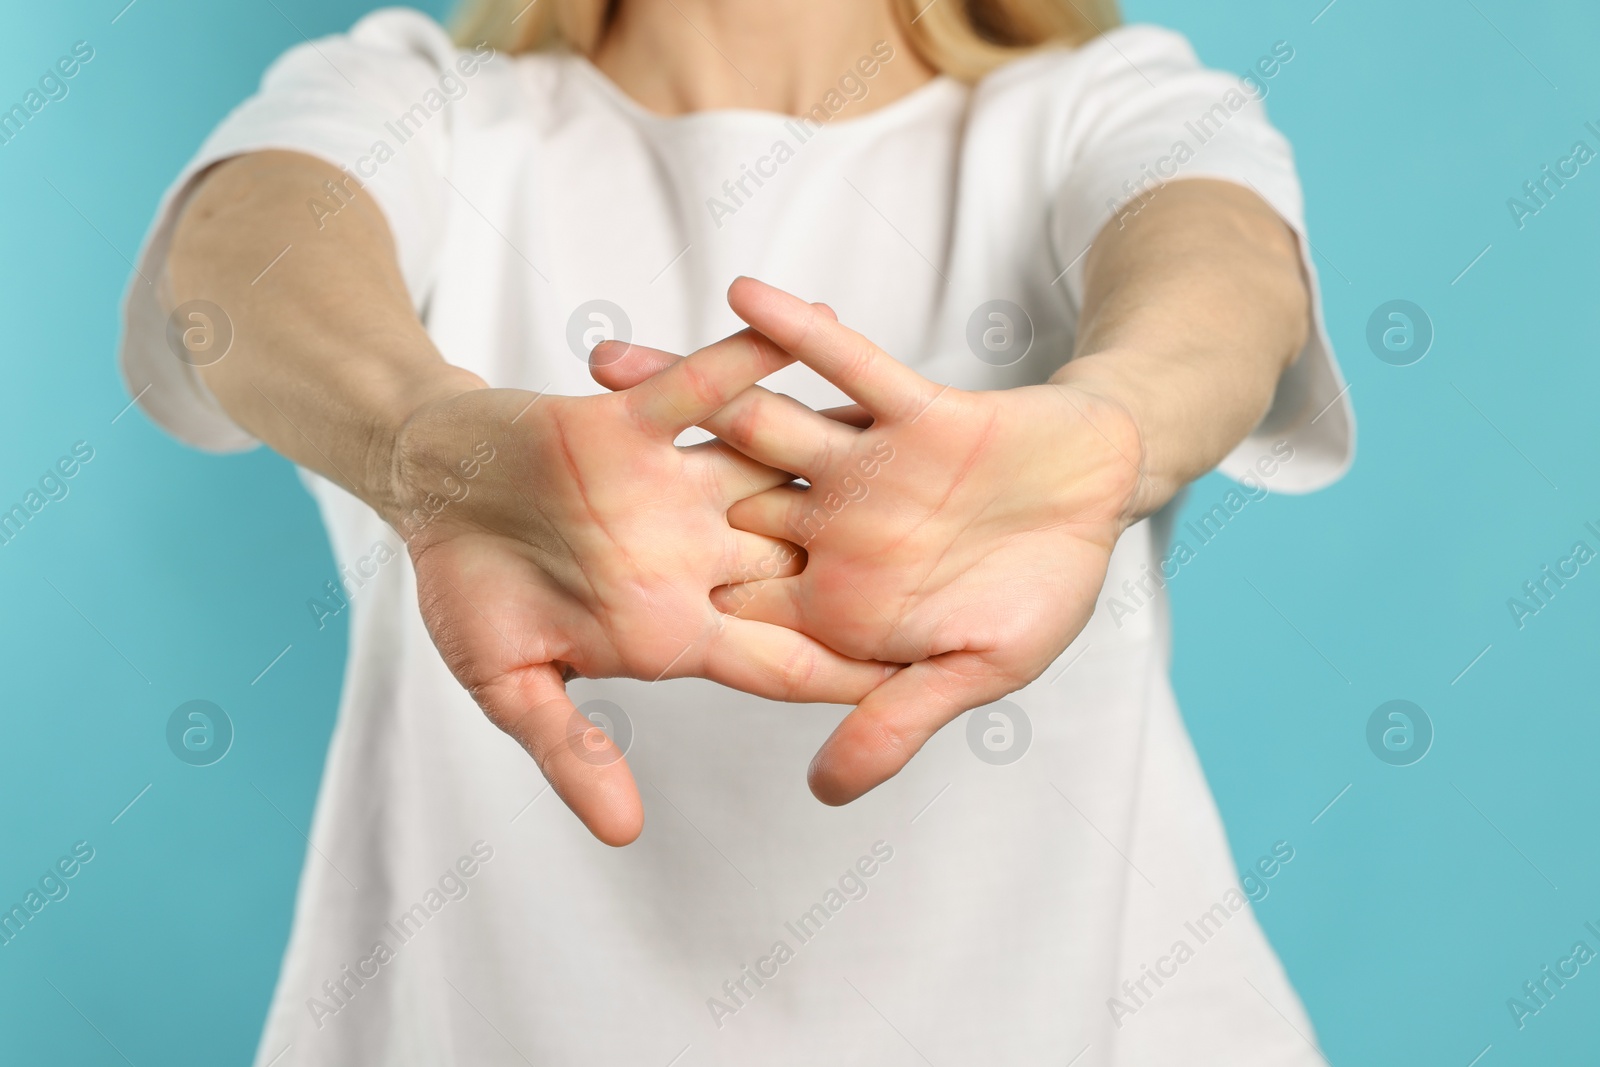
[563,53,962,134]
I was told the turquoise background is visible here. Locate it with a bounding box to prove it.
[1,0,1595,1063]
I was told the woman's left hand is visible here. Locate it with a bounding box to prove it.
[600,277,1147,805]
[603,180,1315,807]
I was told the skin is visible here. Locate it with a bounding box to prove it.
[163,0,1308,843]
[591,0,937,116]
[167,151,894,846]
[601,181,1309,804]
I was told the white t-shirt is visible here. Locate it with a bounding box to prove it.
[121,10,1353,1065]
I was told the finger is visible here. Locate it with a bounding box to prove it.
[589,339,677,393]
[819,403,873,428]
[683,438,795,500]
[413,543,644,845]
[725,531,805,586]
[712,385,852,478]
[710,574,806,629]
[590,303,839,395]
[473,662,646,845]
[597,339,854,477]
[727,276,938,421]
[700,616,898,705]
[807,654,1006,805]
[624,328,795,438]
[727,484,844,546]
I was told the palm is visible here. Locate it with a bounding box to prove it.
[725,380,1137,801]
[410,392,804,685]
[729,385,1122,675]
[393,333,895,843]
[596,278,1142,804]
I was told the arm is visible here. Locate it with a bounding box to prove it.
[168,150,484,520]
[165,150,895,844]
[1052,177,1311,519]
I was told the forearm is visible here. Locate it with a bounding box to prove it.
[1051,178,1311,518]
[165,150,486,520]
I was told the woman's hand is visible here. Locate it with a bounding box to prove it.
[698,183,1309,807]
[598,278,1145,805]
[388,326,896,844]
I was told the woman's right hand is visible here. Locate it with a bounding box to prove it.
[166,153,894,844]
[383,328,898,845]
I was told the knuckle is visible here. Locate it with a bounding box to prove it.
[840,340,876,384]
[467,675,537,748]
[773,643,819,698]
[859,710,918,764]
[811,431,840,472]
[678,359,724,411]
[618,388,658,436]
[723,398,761,447]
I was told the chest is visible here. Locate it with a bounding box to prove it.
[424,87,1075,408]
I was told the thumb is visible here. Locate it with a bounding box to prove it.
[807,652,1006,805]
[477,662,647,846]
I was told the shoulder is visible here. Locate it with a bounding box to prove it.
[256,8,461,80]
[340,7,461,64]
[255,8,496,91]
[958,26,1206,181]
[972,24,1205,109]
[968,25,1292,177]
[250,8,531,124]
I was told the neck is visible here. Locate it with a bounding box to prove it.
[592,0,935,117]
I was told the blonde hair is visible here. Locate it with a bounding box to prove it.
[453,0,1120,82]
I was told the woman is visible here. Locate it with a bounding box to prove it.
[122,0,1353,1062]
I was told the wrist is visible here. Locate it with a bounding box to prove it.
[1047,354,1153,524]
[366,363,490,529]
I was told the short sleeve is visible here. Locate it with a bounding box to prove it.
[1048,26,1354,493]
[117,8,467,452]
